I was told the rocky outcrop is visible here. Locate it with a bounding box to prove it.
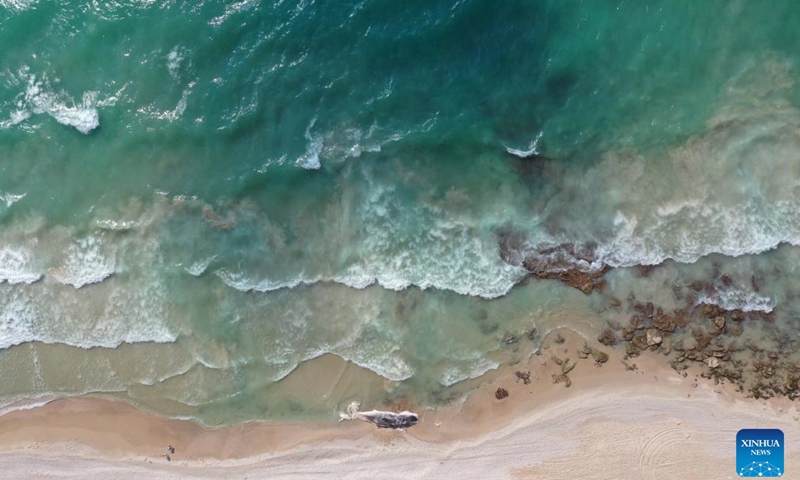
[497,234,611,294]
[523,266,605,294]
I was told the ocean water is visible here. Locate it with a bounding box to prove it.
[3,0,800,424]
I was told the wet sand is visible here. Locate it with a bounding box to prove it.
[0,330,796,480]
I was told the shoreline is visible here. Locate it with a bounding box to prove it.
[0,329,797,479]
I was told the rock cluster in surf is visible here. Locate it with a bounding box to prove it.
[604,275,799,401]
[497,234,610,294]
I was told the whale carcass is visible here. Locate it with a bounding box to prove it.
[338,401,419,430]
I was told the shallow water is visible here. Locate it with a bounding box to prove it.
[3,1,800,424]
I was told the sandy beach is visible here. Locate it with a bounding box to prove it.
[0,330,794,480]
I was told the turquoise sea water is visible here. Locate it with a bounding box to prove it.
[3,1,800,424]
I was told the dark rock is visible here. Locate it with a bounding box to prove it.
[527,328,538,341]
[634,302,655,318]
[621,327,636,341]
[758,311,776,323]
[526,267,597,294]
[496,228,528,266]
[661,336,673,355]
[636,264,660,277]
[689,281,706,292]
[709,341,725,352]
[593,265,613,278]
[594,279,607,293]
[631,332,649,351]
[653,314,676,332]
[674,309,689,328]
[495,387,509,400]
[591,347,609,364]
[551,373,572,387]
[609,297,622,307]
[479,322,499,335]
[713,316,726,331]
[515,371,531,385]
[751,275,760,292]
[699,303,725,318]
[727,323,743,337]
[562,359,576,374]
[518,244,610,294]
[598,329,618,346]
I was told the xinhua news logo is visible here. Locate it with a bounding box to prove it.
[737,429,784,477]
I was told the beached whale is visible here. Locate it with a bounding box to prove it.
[338,401,419,430]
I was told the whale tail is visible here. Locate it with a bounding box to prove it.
[338,401,362,421]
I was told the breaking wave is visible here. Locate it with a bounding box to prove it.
[2,67,99,134]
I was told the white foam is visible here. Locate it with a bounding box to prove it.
[214,268,307,292]
[4,68,99,134]
[186,256,217,276]
[358,224,528,299]
[593,198,800,269]
[95,82,130,108]
[167,47,184,80]
[211,172,528,299]
[214,259,525,300]
[48,98,100,134]
[209,0,259,27]
[338,348,415,382]
[137,82,193,122]
[525,90,800,273]
[263,348,326,383]
[0,287,176,351]
[332,267,376,289]
[0,228,175,351]
[50,235,115,289]
[94,219,138,230]
[296,117,323,170]
[0,248,41,285]
[0,292,36,349]
[0,192,26,208]
[0,0,38,11]
[504,131,543,158]
[162,85,192,121]
[695,288,775,313]
[324,125,384,160]
[0,398,54,418]
[439,356,500,387]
